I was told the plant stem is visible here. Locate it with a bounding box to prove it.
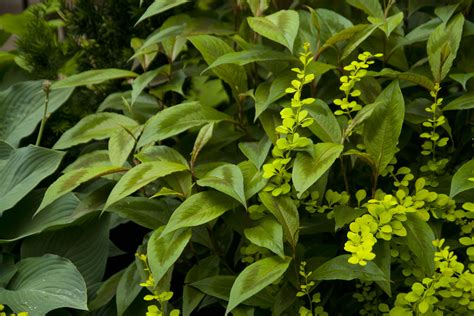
[35,80,51,147]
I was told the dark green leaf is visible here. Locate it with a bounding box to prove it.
[405,214,436,275]
[450,159,474,197]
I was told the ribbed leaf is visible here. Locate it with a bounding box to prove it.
[51,68,137,89]
[0,145,64,214]
[0,254,87,314]
[0,80,73,146]
[104,161,188,209]
[54,113,139,150]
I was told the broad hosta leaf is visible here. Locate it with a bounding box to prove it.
[247,10,299,52]
[138,102,232,147]
[443,93,474,111]
[427,13,464,82]
[0,255,87,314]
[189,35,247,93]
[54,113,139,150]
[259,192,299,248]
[293,143,343,198]
[405,214,436,275]
[21,215,110,286]
[346,0,383,19]
[136,0,189,24]
[116,263,142,316]
[105,197,174,229]
[197,164,247,208]
[37,165,127,212]
[238,136,272,170]
[0,191,81,243]
[226,256,291,314]
[108,125,142,166]
[204,48,295,72]
[104,161,188,209]
[0,145,64,214]
[51,68,137,89]
[311,255,388,282]
[306,100,342,143]
[162,191,236,235]
[244,217,284,258]
[0,80,74,146]
[450,159,474,197]
[363,81,404,175]
[148,227,192,284]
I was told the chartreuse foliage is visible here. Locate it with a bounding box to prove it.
[0,0,473,315]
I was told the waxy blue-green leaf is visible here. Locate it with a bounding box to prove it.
[138,102,232,147]
[148,227,192,285]
[244,217,285,258]
[203,48,295,72]
[405,214,436,275]
[135,0,189,25]
[37,165,127,213]
[105,161,188,209]
[162,191,236,235]
[0,145,64,214]
[364,81,404,175]
[427,13,464,82]
[226,256,291,314]
[238,136,272,170]
[311,255,388,282]
[54,113,139,150]
[51,68,137,89]
[247,10,299,52]
[259,192,299,248]
[305,100,342,143]
[450,159,474,197]
[0,80,74,146]
[293,143,344,198]
[0,255,87,314]
[197,164,247,208]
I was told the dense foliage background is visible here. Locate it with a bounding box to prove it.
[0,0,473,315]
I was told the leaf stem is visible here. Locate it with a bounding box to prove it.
[36,80,52,147]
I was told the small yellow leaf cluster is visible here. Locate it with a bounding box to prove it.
[262,42,315,196]
[0,305,28,316]
[333,52,382,118]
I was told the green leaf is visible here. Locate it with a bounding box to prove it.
[189,35,247,93]
[373,241,392,297]
[247,10,299,52]
[148,227,192,284]
[405,214,436,275]
[333,205,366,231]
[238,136,272,170]
[51,68,137,89]
[0,80,74,146]
[21,215,110,286]
[259,192,299,248]
[131,68,160,105]
[54,113,139,150]
[443,92,474,111]
[244,217,285,258]
[108,125,142,167]
[311,255,388,282]
[305,100,342,143]
[427,13,464,82]
[104,161,188,209]
[226,256,291,314]
[136,145,189,165]
[197,164,247,208]
[0,254,87,314]
[204,48,295,72]
[38,165,127,212]
[0,191,81,243]
[293,143,344,198]
[450,159,474,197]
[116,263,142,316]
[131,24,186,59]
[191,122,214,167]
[346,0,384,19]
[363,81,404,175]
[449,73,474,90]
[0,145,64,214]
[369,12,404,38]
[341,24,378,60]
[136,0,189,25]
[138,102,232,147]
[311,8,353,43]
[88,269,124,311]
[254,72,293,120]
[162,191,236,235]
[239,161,268,200]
